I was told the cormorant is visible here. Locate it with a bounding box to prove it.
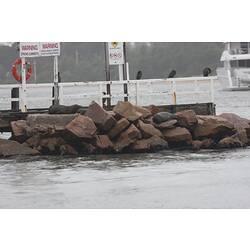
[136,70,142,80]
[168,70,176,78]
[203,67,212,77]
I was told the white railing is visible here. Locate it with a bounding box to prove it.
[0,76,217,111]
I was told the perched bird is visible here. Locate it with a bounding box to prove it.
[203,67,212,77]
[168,70,176,78]
[136,70,142,80]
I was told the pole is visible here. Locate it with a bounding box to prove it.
[104,42,111,108]
[122,42,128,101]
[34,60,37,83]
[20,57,27,112]
[53,56,59,105]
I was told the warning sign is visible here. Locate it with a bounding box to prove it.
[108,42,124,65]
[20,42,60,57]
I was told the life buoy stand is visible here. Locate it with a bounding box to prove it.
[11,58,32,82]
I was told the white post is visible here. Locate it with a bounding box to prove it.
[126,62,130,81]
[210,78,215,103]
[53,56,59,105]
[135,81,139,105]
[118,64,124,81]
[171,80,177,105]
[20,57,27,112]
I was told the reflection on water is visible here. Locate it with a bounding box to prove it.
[0,82,250,208]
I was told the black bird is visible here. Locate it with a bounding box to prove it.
[203,67,212,77]
[136,70,142,80]
[168,70,176,78]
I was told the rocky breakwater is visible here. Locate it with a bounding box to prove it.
[0,101,250,157]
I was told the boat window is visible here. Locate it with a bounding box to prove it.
[230,61,238,67]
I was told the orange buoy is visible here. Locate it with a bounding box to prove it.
[11,58,32,82]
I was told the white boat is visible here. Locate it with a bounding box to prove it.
[217,42,250,91]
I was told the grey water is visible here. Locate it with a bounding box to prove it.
[0,82,250,208]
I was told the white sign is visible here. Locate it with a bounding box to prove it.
[40,42,60,57]
[20,42,60,57]
[20,42,40,57]
[108,42,124,65]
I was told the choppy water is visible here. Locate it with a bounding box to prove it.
[0,82,250,208]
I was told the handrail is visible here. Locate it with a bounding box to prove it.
[0,76,217,111]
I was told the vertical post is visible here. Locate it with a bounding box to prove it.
[20,57,27,112]
[11,88,19,111]
[135,81,139,105]
[34,60,37,83]
[172,80,177,105]
[126,62,130,81]
[210,78,215,103]
[104,42,111,108]
[53,56,59,105]
[122,42,128,102]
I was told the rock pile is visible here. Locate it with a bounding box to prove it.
[1,101,250,157]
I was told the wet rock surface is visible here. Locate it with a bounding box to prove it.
[1,101,249,157]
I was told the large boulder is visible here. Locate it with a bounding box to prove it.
[163,127,192,147]
[176,110,198,129]
[10,120,29,143]
[132,135,168,152]
[219,113,250,145]
[85,101,116,132]
[66,115,97,139]
[108,118,130,139]
[219,113,250,130]
[193,116,235,141]
[114,124,141,152]
[113,101,142,122]
[95,135,113,151]
[138,120,163,138]
[156,119,178,130]
[217,137,243,149]
[153,112,176,124]
[134,105,152,118]
[0,139,39,157]
[27,114,77,133]
[49,104,84,114]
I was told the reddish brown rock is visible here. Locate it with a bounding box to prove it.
[113,101,142,122]
[85,101,116,131]
[218,137,243,149]
[156,119,178,129]
[108,118,130,139]
[200,138,214,149]
[134,105,152,118]
[0,138,40,157]
[114,124,141,152]
[219,113,250,145]
[193,116,235,140]
[27,114,77,131]
[39,137,66,154]
[132,135,168,152]
[219,113,250,130]
[192,140,203,150]
[138,120,163,138]
[60,144,78,155]
[147,105,160,115]
[10,120,29,143]
[66,115,97,139]
[163,127,192,147]
[95,135,113,150]
[153,112,176,124]
[176,110,198,128]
